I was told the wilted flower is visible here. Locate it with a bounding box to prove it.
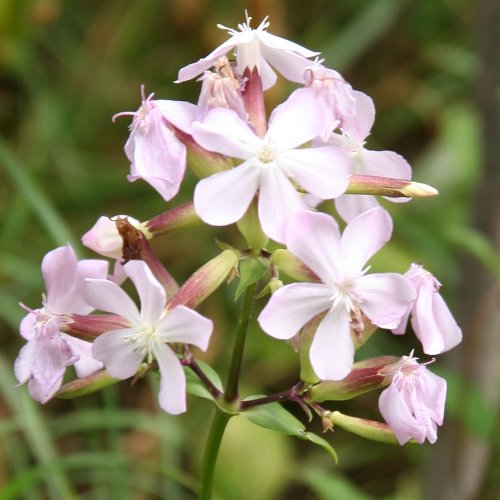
[379,353,446,445]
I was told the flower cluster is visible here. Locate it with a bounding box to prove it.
[15,13,461,449]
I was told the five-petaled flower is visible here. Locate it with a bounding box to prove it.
[84,260,213,414]
[192,90,350,242]
[15,245,107,403]
[379,353,446,445]
[258,207,416,380]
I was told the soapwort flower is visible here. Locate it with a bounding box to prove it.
[15,245,108,402]
[84,260,213,414]
[192,90,350,242]
[258,207,416,380]
[177,12,319,89]
[379,353,446,444]
[113,86,197,201]
[393,263,462,355]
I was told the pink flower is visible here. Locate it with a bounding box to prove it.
[192,90,350,242]
[15,245,108,402]
[328,91,412,222]
[379,353,446,445]
[177,12,319,90]
[393,263,462,355]
[113,87,197,201]
[84,261,213,414]
[258,207,416,380]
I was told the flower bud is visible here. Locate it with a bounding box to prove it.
[145,203,202,236]
[168,249,239,310]
[328,411,411,445]
[62,314,131,341]
[56,369,120,398]
[311,356,398,401]
[346,175,438,198]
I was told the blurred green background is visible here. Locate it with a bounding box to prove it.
[1,0,499,499]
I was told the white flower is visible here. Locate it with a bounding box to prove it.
[84,260,212,414]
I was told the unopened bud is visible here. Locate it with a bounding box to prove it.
[63,314,131,341]
[346,175,438,198]
[311,356,398,401]
[56,370,119,398]
[168,249,239,309]
[237,199,269,250]
[329,411,416,445]
[145,203,202,236]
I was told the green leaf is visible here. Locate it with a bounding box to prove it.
[184,360,223,401]
[234,257,267,300]
[243,400,337,463]
[243,400,305,435]
[301,432,338,464]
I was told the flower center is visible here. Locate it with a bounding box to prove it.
[125,326,158,363]
[258,146,275,164]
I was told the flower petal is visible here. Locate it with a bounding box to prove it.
[341,207,393,272]
[124,261,166,325]
[360,149,412,181]
[379,384,425,445]
[84,279,141,325]
[155,342,187,414]
[191,108,257,159]
[91,329,143,379]
[285,210,342,284]
[157,306,212,351]
[335,194,380,223]
[309,305,354,380]
[267,90,327,150]
[62,334,103,378]
[340,90,375,143]
[156,100,197,134]
[258,165,305,243]
[281,146,350,199]
[20,313,36,340]
[194,160,260,226]
[357,273,416,329]
[258,282,332,340]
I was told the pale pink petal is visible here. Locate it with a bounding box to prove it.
[91,329,143,379]
[62,334,103,378]
[341,207,393,272]
[14,338,37,384]
[261,44,316,87]
[124,261,166,325]
[176,38,240,82]
[285,210,342,284]
[72,259,110,314]
[258,283,332,339]
[341,90,375,142]
[412,281,462,354]
[419,370,447,425]
[155,100,197,134]
[191,108,257,159]
[42,245,78,312]
[157,306,212,351]
[357,273,416,329]
[335,194,379,223]
[281,146,350,199]
[379,384,426,444]
[256,55,278,90]
[84,279,141,325]
[359,149,412,181]
[154,342,187,414]
[193,160,260,226]
[258,282,333,340]
[309,305,353,380]
[20,313,36,340]
[257,30,319,58]
[258,166,306,243]
[267,90,327,150]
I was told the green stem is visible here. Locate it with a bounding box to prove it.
[224,282,257,403]
[197,282,257,499]
[198,409,231,500]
